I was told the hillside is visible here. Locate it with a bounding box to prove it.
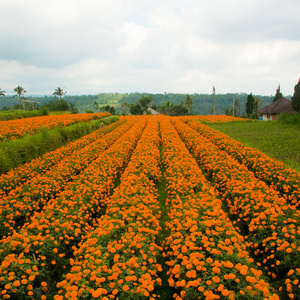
[0,92,280,115]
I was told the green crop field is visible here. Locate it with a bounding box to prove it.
[207,120,300,172]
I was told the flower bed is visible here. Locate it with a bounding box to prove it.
[0,115,299,299]
[0,112,110,141]
[172,117,300,298]
[56,117,162,299]
[182,115,249,123]
[0,117,145,299]
[0,119,135,238]
[0,119,124,195]
[160,116,278,299]
[185,120,300,207]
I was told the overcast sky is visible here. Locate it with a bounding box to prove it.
[1,0,300,96]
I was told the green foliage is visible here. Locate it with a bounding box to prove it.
[1,92,276,115]
[0,110,45,121]
[172,104,188,116]
[151,103,157,110]
[139,94,153,111]
[277,112,300,126]
[69,102,78,114]
[184,94,193,115]
[127,95,154,115]
[52,87,66,98]
[273,84,283,102]
[156,101,188,116]
[291,81,300,112]
[130,103,143,115]
[13,85,27,109]
[43,87,79,113]
[246,93,255,114]
[158,101,174,113]
[224,97,241,116]
[207,121,300,172]
[41,98,77,112]
[100,104,116,115]
[0,116,119,174]
[41,108,49,116]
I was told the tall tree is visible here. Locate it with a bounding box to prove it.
[138,95,153,111]
[291,79,300,112]
[246,93,255,115]
[0,88,5,97]
[158,101,175,114]
[184,94,193,115]
[122,102,129,115]
[273,84,283,102]
[225,97,240,117]
[172,104,188,116]
[130,103,143,115]
[235,98,241,116]
[52,87,66,99]
[100,105,116,115]
[254,97,262,114]
[14,85,27,109]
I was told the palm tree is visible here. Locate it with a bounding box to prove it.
[53,87,66,99]
[184,94,194,115]
[14,85,27,109]
[158,101,175,115]
[0,88,5,97]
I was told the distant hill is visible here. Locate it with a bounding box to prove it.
[1,92,285,115]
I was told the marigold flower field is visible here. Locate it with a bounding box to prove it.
[0,112,110,141]
[0,114,299,300]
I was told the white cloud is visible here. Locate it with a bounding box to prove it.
[1,0,300,96]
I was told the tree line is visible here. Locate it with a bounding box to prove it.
[1,80,300,115]
[0,86,79,114]
[244,82,300,118]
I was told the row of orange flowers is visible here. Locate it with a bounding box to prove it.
[0,112,110,141]
[188,115,249,123]
[0,119,134,239]
[0,117,145,299]
[160,116,278,299]
[172,117,300,298]
[54,116,162,299]
[184,119,300,207]
[0,119,125,195]
[0,114,298,299]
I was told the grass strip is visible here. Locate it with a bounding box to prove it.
[0,115,118,174]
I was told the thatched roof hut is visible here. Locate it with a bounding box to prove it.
[257,97,296,120]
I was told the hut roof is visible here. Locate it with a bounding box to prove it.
[147,107,160,115]
[257,97,296,114]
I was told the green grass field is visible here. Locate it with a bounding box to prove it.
[207,120,300,173]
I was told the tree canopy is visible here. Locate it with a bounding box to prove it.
[100,104,116,115]
[184,94,193,115]
[139,95,153,111]
[291,80,300,112]
[246,93,255,115]
[273,85,283,102]
[13,85,27,109]
[130,103,143,115]
[53,87,66,99]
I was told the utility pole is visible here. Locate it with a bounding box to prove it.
[209,81,217,114]
[233,94,235,117]
[213,86,216,115]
